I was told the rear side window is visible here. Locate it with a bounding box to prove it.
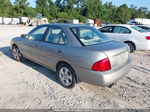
[45,27,68,45]
[113,26,131,34]
[28,26,48,41]
[100,26,114,33]
[80,29,94,38]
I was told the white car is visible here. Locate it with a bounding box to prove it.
[137,25,150,32]
[99,24,150,52]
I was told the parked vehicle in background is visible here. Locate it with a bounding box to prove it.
[26,14,49,26]
[99,24,150,52]
[136,25,150,32]
[2,17,12,24]
[0,17,26,25]
[11,18,20,25]
[20,17,29,24]
[26,18,48,26]
[127,18,150,25]
[11,24,131,88]
[0,17,2,24]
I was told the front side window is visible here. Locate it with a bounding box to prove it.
[28,26,48,41]
[100,26,113,33]
[45,27,68,45]
[71,27,111,46]
[113,26,131,34]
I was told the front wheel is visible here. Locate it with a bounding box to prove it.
[57,64,76,88]
[12,46,23,61]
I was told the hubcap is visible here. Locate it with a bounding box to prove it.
[59,67,73,86]
[128,44,133,52]
[13,47,21,60]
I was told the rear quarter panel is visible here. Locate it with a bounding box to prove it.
[59,46,107,70]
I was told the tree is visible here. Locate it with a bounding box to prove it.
[115,4,131,23]
[137,7,148,18]
[55,0,86,21]
[104,2,117,23]
[0,0,13,17]
[129,5,139,19]
[13,0,35,17]
[81,0,107,21]
[48,0,57,19]
[36,0,49,18]
[147,12,150,19]
[0,0,150,24]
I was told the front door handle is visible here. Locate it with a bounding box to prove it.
[29,45,38,47]
[58,50,62,53]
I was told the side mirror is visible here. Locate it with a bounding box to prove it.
[21,34,28,38]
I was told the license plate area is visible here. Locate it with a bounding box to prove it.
[117,51,129,65]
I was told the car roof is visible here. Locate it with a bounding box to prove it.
[137,25,150,27]
[104,24,133,28]
[40,23,90,28]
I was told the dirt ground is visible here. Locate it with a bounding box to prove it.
[0,25,150,109]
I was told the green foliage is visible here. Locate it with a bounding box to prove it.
[12,0,36,17]
[36,0,49,18]
[0,0,13,17]
[115,4,131,23]
[104,2,117,23]
[147,12,150,19]
[0,0,150,23]
[35,0,58,20]
[81,0,102,18]
[137,7,149,18]
[48,0,58,19]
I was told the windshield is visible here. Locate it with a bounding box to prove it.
[71,27,111,46]
[131,26,147,33]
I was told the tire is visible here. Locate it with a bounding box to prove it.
[12,45,23,61]
[125,42,135,53]
[57,63,76,88]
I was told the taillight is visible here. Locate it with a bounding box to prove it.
[91,58,111,71]
[146,36,150,40]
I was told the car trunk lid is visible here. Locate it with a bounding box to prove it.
[86,41,130,69]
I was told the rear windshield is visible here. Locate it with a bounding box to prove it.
[131,26,147,33]
[70,27,111,46]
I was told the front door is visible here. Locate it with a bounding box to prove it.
[110,26,131,42]
[20,25,48,62]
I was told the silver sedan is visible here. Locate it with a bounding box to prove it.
[11,24,131,88]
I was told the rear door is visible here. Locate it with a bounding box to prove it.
[35,26,68,69]
[111,26,132,42]
[20,25,48,62]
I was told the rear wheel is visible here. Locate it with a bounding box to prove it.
[12,45,23,61]
[125,42,135,53]
[57,63,76,88]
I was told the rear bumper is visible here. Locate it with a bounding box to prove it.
[76,59,132,86]
[136,41,150,50]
